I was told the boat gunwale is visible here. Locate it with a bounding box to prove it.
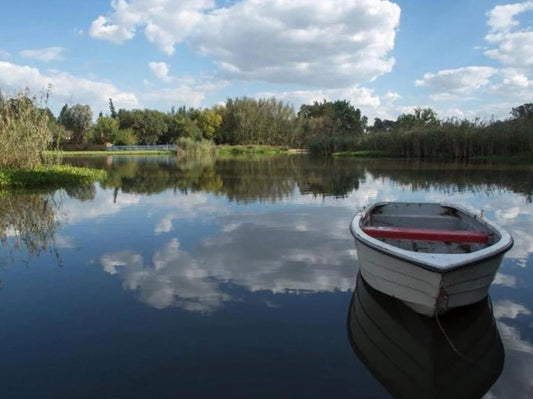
[350,201,514,273]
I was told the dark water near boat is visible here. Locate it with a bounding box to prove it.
[0,155,532,398]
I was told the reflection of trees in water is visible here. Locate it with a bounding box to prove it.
[100,157,185,195]
[66,156,533,202]
[69,155,366,201]
[0,192,60,265]
[64,184,96,202]
[365,161,533,201]
[296,157,365,198]
[212,158,298,202]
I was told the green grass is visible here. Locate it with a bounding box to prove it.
[217,145,290,157]
[332,150,393,158]
[0,165,107,189]
[45,150,175,156]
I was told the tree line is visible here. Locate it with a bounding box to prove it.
[3,88,533,160]
[44,97,369,149]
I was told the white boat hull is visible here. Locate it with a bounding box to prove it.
[355,239,504,316]
[351,201,513,317]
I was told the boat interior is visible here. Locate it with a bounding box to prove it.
[361,203,499,254]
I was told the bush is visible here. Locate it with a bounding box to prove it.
[306,135,361,156]
[113,128,138,145]
[217,145,288,157]
[0,92,53,168]
[176,137,216,157]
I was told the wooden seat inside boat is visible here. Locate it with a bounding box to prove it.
[362,226,489,244]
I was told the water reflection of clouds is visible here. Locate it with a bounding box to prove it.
[488,299,533,399]
[493,272,517,288]
[195,210,356,294]
[57,187,141,224]
[99,207,357,311]
[88,174,533,314]
[489,320,533,399]
[493,300,531,320]
[100,240,231,312]
[152,195,222,234]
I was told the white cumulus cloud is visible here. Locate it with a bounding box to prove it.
[0,61,138,114]
[485,1,533,69]
[193,0,400,87]
[89,0,214,53]
[255,86,381,109]
[90,0,400,87]
[19,46,65,62]
[149,61,172,82]
[486,1,533,32]
[415,66,497,101]
[144,75,228,108]
[144,85,206,108]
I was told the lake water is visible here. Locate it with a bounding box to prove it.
[0,155,531,398]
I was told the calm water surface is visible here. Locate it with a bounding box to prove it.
[0,156,531,398]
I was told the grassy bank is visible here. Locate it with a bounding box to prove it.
[45,150,175,156]
[332,150,393,158]
[217,145,290,157]
[470,152,533,163]
[0,165,107,189]
[46,145,299,158]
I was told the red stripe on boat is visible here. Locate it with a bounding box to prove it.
[361,226,489,243]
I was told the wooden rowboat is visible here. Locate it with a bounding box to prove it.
[350,202,513,316]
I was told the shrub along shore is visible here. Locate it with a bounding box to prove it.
[0,93,106,190]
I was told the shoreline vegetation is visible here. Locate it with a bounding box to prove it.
[0,165,106,190]
[331,149,533,162]
[0,92,106,190]
[54,96,533,161]
[50,150,175,156]
[1,90,533,191]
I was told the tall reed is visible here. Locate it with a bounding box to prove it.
[0,92,53,168]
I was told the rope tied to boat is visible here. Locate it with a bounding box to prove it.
[434,297,501,375]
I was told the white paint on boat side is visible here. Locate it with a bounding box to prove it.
[360,269,438,315]
[351,201,514,316]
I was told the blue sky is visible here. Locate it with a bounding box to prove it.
[0,0,531,122]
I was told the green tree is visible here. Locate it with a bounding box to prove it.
[58,103,68,124]
[511,103,533,119]
[109,98,118,119]
[113,128,138,145]
[195,109,222,140]
[331,100,364,136]
[118,109,168,144]
[396,108,439,130]
[298,99,364,137]
[219,97,296,145]
[92,116,119,144]
[60,104,93,143]
[372,118,396,132]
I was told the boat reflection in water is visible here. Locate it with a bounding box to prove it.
[347,273,504,399]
